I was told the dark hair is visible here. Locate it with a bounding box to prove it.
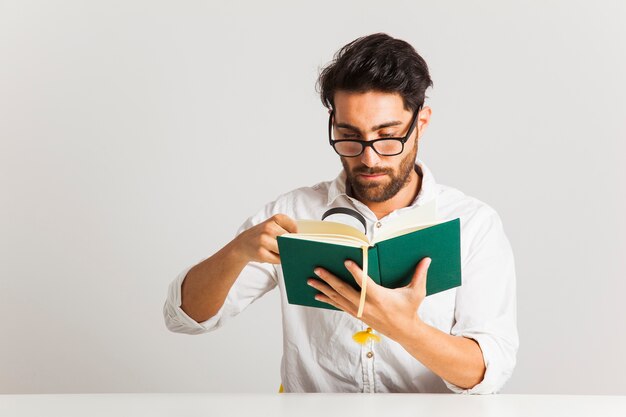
[317,33,433,113]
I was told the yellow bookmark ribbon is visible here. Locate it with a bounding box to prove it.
[356,245,368,318]
[352,246,380,345]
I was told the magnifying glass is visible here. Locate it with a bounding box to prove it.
[321,207,367,235]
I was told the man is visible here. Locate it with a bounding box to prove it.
[164,33,518,393]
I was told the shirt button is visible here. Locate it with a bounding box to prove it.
[366,352,374,358]
[375,222,382,228]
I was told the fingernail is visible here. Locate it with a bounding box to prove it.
[314,268,321,276]
[344,260,352,267]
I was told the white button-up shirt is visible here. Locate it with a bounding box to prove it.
[163,159,518,394]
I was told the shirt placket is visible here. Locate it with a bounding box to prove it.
[360,339,377,393]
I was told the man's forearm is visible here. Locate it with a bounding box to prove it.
[180,239,249,323]
[398,319,486,390]
[180,214,296,323]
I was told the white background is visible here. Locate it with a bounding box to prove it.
[1,0,625,394]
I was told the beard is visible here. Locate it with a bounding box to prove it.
[341,140,418,203]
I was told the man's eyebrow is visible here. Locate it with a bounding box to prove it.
[335,120,403,132]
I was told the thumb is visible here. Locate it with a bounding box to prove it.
[408,257,431,295]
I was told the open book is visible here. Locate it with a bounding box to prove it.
[277,201,462,316]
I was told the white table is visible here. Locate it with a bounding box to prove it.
[1,393,625,417]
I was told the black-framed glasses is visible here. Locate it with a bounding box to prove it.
[328,107,421,157]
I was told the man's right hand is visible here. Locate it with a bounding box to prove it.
[233,214,298,264]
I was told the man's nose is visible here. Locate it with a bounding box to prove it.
[360,145,380,167]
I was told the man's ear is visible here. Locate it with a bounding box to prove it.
[417,106,432,139]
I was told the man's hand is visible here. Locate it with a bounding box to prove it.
[308,257,486,389]
[307,257,431,343]
[233,214,298,264]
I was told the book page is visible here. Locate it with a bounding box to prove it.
[372,199,438,244]
[282,233,365,247]
[294,219,369,244]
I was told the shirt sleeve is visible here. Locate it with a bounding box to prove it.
[163,204,280,335]
[443,207,519,394]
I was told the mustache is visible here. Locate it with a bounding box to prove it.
[352,167,392,175]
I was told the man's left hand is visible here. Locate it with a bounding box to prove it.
[307,257,431,343]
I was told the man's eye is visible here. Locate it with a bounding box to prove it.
[341,134,359,139]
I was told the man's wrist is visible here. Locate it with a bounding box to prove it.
[226,236,250,266]
[396,315,429,348]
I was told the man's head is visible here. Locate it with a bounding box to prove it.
[317,33,433,204]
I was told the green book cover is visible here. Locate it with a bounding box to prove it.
[277,218,462,311]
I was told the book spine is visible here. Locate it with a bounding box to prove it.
[367,245,381,285]
[362,245,368,281]
[357,245,368,318]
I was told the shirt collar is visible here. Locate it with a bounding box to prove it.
[326,158,438,208]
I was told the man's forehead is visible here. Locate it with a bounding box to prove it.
[334,89,403,107]
[333,90,410,124]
